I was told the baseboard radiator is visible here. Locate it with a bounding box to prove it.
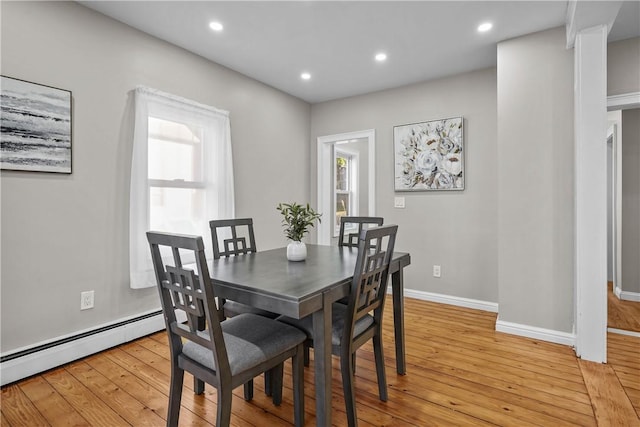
[0,310,167,386]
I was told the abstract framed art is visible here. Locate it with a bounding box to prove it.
[394,116,464,191]
[1,76,72,173]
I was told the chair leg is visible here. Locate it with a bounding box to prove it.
[292,344,305,427]
[341,348,358,427]
[303,345,310,367]
[168,365,185,427]
[270,363,284,406]
[243,379,254,401]
[216,386,233,427]
[264,370,272,397]
[217,297,227,322]
[193,377,205,395]
[373,333,388,401]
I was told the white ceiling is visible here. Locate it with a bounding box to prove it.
[80,1,640,103]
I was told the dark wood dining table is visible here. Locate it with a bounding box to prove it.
[207,244,411,426]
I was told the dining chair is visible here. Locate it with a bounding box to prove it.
[279,224,398,427]
[209,218,278,320]
[147,231,306,427]
[211,218,288,398]
[338,216,384,247]
[335,216,385,310]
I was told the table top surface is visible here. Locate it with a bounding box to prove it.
[208,244,410,303]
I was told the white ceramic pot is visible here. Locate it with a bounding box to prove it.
[287,241,307,261]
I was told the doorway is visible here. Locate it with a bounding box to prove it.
[606,96,640,336]
[316,129,375,245]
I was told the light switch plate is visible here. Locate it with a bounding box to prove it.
[394,196,405,208]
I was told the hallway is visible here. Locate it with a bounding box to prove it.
[608,282,640,333]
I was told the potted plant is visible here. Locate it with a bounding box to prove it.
[277,202,322,261]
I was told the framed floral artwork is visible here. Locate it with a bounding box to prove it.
[394,116,464,191]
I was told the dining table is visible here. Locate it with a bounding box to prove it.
[207,243,411,426]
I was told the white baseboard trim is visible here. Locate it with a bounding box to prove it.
[614,285,622,299]
[619,290,640,302]
[495,316,576,347]
[399,287,499,313]
[608,328,640,338]
[397,288,575,347]
[0,310,169,386]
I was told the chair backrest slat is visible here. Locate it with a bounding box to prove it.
[165,265,205,330]
[210,218,257,259]
[171,323,212,349]
[338,216,384,248]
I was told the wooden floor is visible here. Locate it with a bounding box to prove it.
[608,281,640,332]
[2,298,639,426]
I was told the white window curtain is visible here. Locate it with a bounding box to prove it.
[129,86,234,289]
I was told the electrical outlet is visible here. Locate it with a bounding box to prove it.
[394,197,405,208]
[433,265,441,278]
[81,290,94,310]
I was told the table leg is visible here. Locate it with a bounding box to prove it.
[391,268,406,375]
[312,294,333,426]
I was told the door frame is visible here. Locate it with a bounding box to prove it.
[316,129,375,245]
[607,92,640,299]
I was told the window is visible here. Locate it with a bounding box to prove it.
[147,117,205,235]
[129,86,234,289]
[334,149,358,236]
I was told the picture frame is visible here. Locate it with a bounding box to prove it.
[394,116,464,191]
[1,75,72,173]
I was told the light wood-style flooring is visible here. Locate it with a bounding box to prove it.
[608,281,640,332]
[2,298,639,426]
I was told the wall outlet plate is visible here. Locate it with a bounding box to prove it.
[394,196,405,208]
[433,265,441,278]
[81,290,94,310]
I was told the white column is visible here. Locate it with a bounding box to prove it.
[574,25,608,362]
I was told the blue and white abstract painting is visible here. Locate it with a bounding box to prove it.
[1,76,72,173]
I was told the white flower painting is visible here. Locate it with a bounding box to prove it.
[394,117,464,191]
[1,76,72,173]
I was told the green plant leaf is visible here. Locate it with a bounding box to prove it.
[276,202,322,241]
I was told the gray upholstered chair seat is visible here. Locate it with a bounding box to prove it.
[278,303,374,346]
[183,313,306,375]
[223,300,280,319]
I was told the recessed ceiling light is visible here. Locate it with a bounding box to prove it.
[209,21,223,32]
[301,72,311,80]
[375,52,387,62]
[477,22,493,33]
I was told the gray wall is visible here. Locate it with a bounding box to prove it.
[497,27,574,332]
[311,68,499,303]
[0,1,310,352]
[608,37,640,96]
[621,109,640,294]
